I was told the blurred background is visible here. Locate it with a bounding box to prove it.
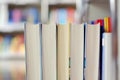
[0,0,118,80]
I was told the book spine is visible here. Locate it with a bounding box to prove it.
[57,24,70,80]
[42,24,56,80]
[25,24,42,80]
[70,24,84,80]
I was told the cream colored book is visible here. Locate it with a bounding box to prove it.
[85,23,100,80]
[42,24,56,80]
[25,23,42,80]
[57,24,70,80]
[70,24,84,80]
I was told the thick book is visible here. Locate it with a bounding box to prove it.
[70,24,84,80]
[42,24,57,80]
[85,23,100,80]
[57,24,70,80]
[25,23,42,80]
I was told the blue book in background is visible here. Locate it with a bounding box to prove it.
[57,8,67,24]
[3,35,11,54]
[27,8,39,24]
[90,21,94,24]
[8,10,13,23]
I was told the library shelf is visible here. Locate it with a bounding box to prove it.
[0,23,24,33]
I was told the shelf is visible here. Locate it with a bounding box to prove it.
[0,23,24,33]
[49,0,76,5]
[0,0,40,5]
[0,60,25,70]
[0,54,25,61]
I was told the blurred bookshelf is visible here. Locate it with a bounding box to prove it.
[0,0,40,79]
[0,0,118,80]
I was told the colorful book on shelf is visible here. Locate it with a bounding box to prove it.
[57,8,67,24]
[12,8,22,22]
[67,8,74,23]
[8,7,39,23]
[26,8,39,24]
[104,17,109,32]
[49,8,75,24]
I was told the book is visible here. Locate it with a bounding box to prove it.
[49,9,57,23]
[67,8,74,23]
[104,17,108,32]
[57,9,67,24]
[102,33,113,80]
[95,19,104,80]
[12,8,22,23]
[57,24,70,80]
[25,23,42,80]
[49,8,75,24]
[85,23,100,80]
[70,24,84,80]
[0,4,8,24]
[42,24,56,80]
[26,8,39,24]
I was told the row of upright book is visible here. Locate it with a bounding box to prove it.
[25,17,116,80]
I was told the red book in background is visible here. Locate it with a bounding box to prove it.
[95,19,104,32]
[95,19,103,26]
[108,17,112,32]
[67,8,74,23]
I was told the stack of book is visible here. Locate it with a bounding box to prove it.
[25,17,115,80]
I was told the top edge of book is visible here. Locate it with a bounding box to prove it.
[87,23,100,27]
[25,23,101,26]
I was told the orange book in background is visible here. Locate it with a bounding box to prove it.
[104,17,108,32]
[67,8,74,23]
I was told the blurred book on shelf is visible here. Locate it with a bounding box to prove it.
[49,7,75,24]
[8,6,40,24]
[0,61,25,80]
[0,34,25,58]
